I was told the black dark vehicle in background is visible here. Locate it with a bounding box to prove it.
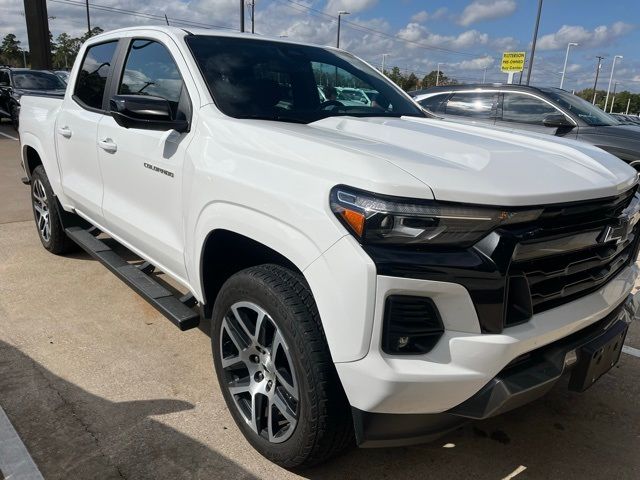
[0,66,66,130]
[411,84,640,170]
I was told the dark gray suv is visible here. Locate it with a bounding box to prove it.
[410,84,640,170]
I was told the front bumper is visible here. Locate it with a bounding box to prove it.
[337,264,638,416]
[351,289,639,448]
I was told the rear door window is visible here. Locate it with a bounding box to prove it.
[74,41,118,110]
[444,92,497,118]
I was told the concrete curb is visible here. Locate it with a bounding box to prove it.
[0,406,43,480]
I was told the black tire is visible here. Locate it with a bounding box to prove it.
[10,104,18,131]
[30,165,76,254]
[211,264,354,469]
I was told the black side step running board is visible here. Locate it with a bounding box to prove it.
[65,227,200,331]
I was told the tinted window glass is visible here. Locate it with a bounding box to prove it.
[445,92,496,118]
[539,88,616,126]
[119,40,184,109]
[418,94,447,113]
[0,70,9,85]
[501,93,559,125]
[185,35,423,124]
[74,41,118,109]
[13,71,66,90]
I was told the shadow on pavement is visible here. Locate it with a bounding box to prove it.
[0,340,258,480]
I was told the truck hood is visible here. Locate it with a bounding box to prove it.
[309,116,637,206]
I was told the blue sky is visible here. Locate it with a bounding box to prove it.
[1,0,638,92]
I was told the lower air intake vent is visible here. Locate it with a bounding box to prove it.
[382,295,444,355]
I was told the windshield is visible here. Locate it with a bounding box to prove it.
[540,88,619,126]
[185,35,424,124]
[13,71,66,90]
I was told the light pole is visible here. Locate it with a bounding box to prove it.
[559,42,578,89]
[526,0,543,85]
[381,53,390,74]
[604,55,622,112]
[436,63,443,86]
[336,10,350,48]
[609,82,620,113]
[592,55,604,104]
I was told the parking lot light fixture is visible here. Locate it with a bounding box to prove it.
[560,42,578,89]
[604,55,623,112]
[336,11,350,48]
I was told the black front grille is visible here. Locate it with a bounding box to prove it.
[505,188,640,326]
[510,232,636,316]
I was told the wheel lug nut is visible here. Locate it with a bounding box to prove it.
[254,371,264,382]
[249,354,260,363]
[266,380,273,392]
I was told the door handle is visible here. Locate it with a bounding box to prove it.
[57,126,72,138]
[98,138,117,153]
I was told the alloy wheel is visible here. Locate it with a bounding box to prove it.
[219,301,299,443]
[32,178,51,242]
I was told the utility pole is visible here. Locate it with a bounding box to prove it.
[23,0,52,69]
[85,0,91,36]
[604,55,623,112]
[560,42,578,89]
[626,98,631,115]
[239,0,245,32]
[22,50,27,67]
[336,11,350,48]
[592,55,604,104]
[248,0,255,34]
[381,53,390,74]
[526,0,543,85]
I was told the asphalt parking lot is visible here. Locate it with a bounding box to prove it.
[0,120,639,479]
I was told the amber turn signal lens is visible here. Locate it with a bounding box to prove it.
[340,208,365,237]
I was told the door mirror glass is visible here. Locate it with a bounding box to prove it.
[109,94,188,132]
[543,113,574,128]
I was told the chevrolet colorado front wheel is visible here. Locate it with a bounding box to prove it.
[211,264,353,468]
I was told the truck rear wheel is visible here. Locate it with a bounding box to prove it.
[211,264,354,468]
[30,166,76,254]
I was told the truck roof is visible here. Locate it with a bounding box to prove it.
[88,25,341,52]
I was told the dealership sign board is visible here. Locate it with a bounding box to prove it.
[501,52,526,83]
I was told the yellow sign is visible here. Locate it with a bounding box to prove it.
[501,52,526,72]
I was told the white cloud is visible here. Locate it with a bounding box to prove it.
[410,7,447,23]
[537,21,634,50]
[324,0,378,14]
[397,23,489,50]
[451,55,495,70]
[410,11,429,23]
[458,0,516,27]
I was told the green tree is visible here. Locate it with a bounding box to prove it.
[52,33,81,69]
[0,33,23,67]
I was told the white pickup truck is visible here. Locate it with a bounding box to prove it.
[19,26,640,468]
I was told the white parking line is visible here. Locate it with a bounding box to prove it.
[502,465,527,480]
[0,130,18,141]
[0,406,44,480]
[623,345,640,358]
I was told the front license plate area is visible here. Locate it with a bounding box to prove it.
[568,321,628,392]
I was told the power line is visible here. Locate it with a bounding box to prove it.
[48,0,237,31]
[277,0,479,57]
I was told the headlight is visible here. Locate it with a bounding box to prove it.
[330,186,542,247]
